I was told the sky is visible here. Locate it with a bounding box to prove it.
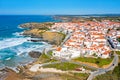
[0,0,120,15]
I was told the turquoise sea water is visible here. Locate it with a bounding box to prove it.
[0,15,56,69]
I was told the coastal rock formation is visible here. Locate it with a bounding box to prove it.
[24,30,65,45]
[23,29,45,37]
[1,68,22,80]
[42,31,65,45]
[20,22,65,45]
[20,22,54,29]
[29,51,42,58]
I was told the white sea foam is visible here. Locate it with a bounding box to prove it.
[5,57,12,60]
[0,37,51,70]
[15,43,45,56]
[0,38,28,50]
[8,41,49,56]
[12,32,23,37]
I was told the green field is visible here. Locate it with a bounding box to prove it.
[38,53,57,63]
[115,51,120,55]
[43,62,83,71]
[93,62,120,80]
[73,57,113,67]
[47,50,53,57]
[117,38,120,42]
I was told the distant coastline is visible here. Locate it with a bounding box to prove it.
[0,13,120,16]
[54,14,120,17]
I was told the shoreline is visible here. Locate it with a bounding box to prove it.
[1,15,120,80]
[0,22,65,79]
[0,35,53,78]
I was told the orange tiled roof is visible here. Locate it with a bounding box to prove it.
[56,47,62,51]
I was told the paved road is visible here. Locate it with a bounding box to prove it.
[87,53,119,80]
[106,53,119,71]
[29,61,61,72]
[44,34,119,80]
[87,37,119,80]
[60,32,73,46]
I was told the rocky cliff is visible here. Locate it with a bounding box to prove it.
[20,22,65,45]
[20,22,54,29]
[42,31,65,45]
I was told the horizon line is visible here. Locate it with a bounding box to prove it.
[0,13,120,16]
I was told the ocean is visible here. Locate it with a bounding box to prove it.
[0,15,56,69]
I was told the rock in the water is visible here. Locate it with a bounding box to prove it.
[29,51,42,58]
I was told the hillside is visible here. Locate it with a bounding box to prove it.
[20,23,65,45]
